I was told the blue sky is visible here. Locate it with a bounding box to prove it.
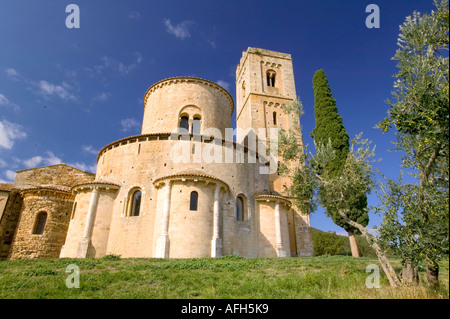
[0,0,438,234]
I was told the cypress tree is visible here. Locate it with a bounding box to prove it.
[311,69,369,257]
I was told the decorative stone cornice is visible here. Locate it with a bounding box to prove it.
[143,76,234,113]
[19,186,74,200]
[96,132,262,163]
[255,194,292,206]
[72,182,120,195]
[153,172,229,191]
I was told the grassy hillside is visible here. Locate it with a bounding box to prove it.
[0,255,448,299]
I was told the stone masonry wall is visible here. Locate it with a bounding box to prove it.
[0,186,23,260]
[8,190,74,259]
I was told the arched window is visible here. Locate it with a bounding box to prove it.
[273,112,277,125]
[236,195,245,221]
[190,191,198,211]
[130,190,142,217]
[179,116,189,133]
[33,212,47,235]
[266,70,276,87]
[192,116,201,134]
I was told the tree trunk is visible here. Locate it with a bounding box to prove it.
[400,261,418,285]
[426,261,439,290]
[348,230,360,257]
[337,209,401,288]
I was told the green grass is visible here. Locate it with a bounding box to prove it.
[0,255,448,299]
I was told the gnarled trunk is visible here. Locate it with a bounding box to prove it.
[338,209,401,288]
[400,262,418,285]
[426,261,439,290]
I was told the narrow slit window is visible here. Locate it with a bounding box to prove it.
[190,191,198,211]
[33,212,47,235]
[236,196,244,221]
[273,112,277,125]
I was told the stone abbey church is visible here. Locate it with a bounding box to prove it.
[0,48,314,260]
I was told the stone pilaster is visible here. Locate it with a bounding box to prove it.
[274,200,287,257]
[155,181,172,258]
[77,187,99,258]
[211,184,222,257]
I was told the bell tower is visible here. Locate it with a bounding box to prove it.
[235,47,303,195]
[235,48,313,257]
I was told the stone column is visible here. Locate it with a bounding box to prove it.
[155,181,172,258]
[275,200,286,257]
[77,187,99,258]
[211,185,222,257]
[188,118,193,134]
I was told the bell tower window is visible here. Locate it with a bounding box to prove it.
[179,116,189,132]
[192,116,201,134]
[266,70,276,87]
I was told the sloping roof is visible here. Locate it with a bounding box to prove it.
[15,163,95,175]
[0,183,14,192]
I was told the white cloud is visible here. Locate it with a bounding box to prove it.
[5,68,20,81]
[216,80,231,91]
[163,19,194,40]
[335,231,348,237]
[0,93,21,112]
[88,53,143,77]
[54,64,78,80]
[23,156,43,168]
[23,151,62,168]
[19,151,95,173]
[82,145,98,155]
[128,10,141,19]
[207,39,217,49]
[0,93,9,105]
[120,118,141,132]
[5,170,16,181]
[68,162,97,173]
[92,92,111,103]
[0,120,27,150]
[0,159,7,168]
[4,67,76,104]
[118,52,143,75]
[35,80,76,101]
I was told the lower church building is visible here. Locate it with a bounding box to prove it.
[0,48,314,259]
